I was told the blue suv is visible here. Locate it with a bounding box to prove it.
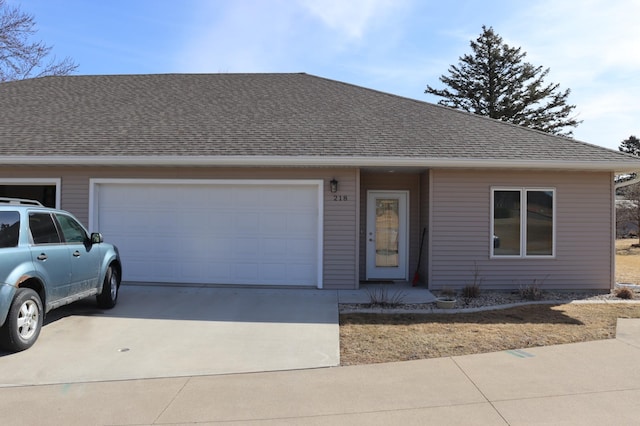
[0,198,121,352]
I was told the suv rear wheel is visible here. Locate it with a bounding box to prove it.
[0,288,43,352]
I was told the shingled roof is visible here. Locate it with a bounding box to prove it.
[0,73,638,171]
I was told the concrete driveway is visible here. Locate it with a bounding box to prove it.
[0,285,339,386]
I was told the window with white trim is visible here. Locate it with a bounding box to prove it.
[491,188,555,257]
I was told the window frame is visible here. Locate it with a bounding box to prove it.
[490,187,556,259]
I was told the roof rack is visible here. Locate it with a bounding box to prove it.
[0,197,43,206]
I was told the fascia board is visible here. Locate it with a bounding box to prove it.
[2,155,640,173]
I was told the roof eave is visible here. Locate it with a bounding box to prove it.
[2,155,639,173]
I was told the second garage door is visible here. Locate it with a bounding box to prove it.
[92,180,323,287]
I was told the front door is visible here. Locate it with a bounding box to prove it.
[366,191,409,280]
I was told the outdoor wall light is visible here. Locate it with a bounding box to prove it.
[330,178,338,193]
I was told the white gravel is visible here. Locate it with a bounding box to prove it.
[340,284,640,314]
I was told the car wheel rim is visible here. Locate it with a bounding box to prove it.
[110,274,118,299]
[17,300,38,340]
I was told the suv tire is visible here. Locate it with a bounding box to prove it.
[0,288,43,352]
[96,266,119,309]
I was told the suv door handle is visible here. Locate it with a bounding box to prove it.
[73,250,81,257]
[37,253,48,261]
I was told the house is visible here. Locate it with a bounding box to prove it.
[1,73,639,291]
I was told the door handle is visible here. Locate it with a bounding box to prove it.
[73,251,81,257]
[37,253,48,261]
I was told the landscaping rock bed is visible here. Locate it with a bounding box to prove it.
[340,284,640,314]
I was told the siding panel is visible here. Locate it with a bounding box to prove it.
[430,169,613,290]
[0,166,359,289]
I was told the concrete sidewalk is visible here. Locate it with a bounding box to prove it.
[2,318,640,425]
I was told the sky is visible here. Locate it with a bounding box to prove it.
[11,0,640,151]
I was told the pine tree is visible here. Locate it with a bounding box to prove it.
[425,26,581,137]
[619,135,640,156]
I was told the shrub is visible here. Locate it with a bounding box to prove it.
[439,287,456,300]
[366,287,406,307]
[615,287,634,300]
[461,283,481,299]
[519,283,543,301]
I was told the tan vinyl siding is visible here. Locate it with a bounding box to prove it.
[359,172,421,282]
[430,169,614,290]
[0,166,358,289]
[418,171,430,285]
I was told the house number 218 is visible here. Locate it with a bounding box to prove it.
[333,195,348,201]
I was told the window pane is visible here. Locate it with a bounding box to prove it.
[493,191,520,255]
[55,214,88,243]
[0,211,20,248]
[526,191,553,255]
[29,213,61,244]
[0,185,56,208]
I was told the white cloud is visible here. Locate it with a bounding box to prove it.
[300,0,401,40]
[497,0,640,148]
[509,0,640,84]
[174,1,303,73]
[175,0,410,74]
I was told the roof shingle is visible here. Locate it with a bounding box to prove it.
[0,73,638,170]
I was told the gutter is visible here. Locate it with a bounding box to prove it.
[2,155,640,174]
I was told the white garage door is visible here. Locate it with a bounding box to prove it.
[92,180,322,287]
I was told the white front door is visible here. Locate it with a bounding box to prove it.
[366,191,409,280]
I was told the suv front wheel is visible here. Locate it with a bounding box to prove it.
[0,288,43,352]
[96,266,119,309]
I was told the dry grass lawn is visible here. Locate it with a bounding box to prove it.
[616,238,640,284]
[340,239,640,366]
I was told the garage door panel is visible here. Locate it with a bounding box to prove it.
[260,213,286,233]
[234,238,260,256]
[207,262,232,280]
[288,239,316,258]
[234,213,260,233]
[288,264,316,283]
[288,213,317,233]
[262,239,287,257]
[233,263,259,281]
[96,182,320,286]
[207,213,235,233]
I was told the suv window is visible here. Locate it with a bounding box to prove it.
[55,213,88,243]
[29,212,62,244]
[0,211,20,248]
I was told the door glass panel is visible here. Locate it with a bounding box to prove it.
[375,199,399,267]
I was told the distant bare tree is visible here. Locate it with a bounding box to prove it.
[617,183,640,245]
[0,0,77,82]
[617,136,640,245]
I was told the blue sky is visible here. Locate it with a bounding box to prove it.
[14,0,640,150]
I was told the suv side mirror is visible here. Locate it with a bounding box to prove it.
[91,232,104,244]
